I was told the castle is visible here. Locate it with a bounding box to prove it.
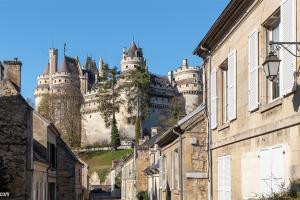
[34,41,202,146]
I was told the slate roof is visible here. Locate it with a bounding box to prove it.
[58,56,79,74]
[127,41,138,57]
[33,139,48,164]
[43,63,49,75]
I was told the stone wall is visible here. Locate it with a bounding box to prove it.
[135,148,149,193]
[56,137,76,200]
[0,94,33,200]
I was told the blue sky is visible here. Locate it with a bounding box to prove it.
[0,0,229,100]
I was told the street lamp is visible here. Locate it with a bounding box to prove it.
[263,41,300,81]
[262,51,281,81]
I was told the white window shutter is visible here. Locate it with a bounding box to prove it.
[248,30,259,111]
[159,157,162,188]
[210,69,217,129]
[218,157,224,200]
[224,156,231,200]
[228,50,237,120]
[271,146,284,193]
[260,149,272,195]
[280,0,296,95]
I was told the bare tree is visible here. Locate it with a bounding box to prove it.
[37,85,83,147]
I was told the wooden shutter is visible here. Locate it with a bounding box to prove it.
[224,156,231,200]
[228,50,237,120]
[280,0,296,95]
[248,30,259,111]
[210,69,217,129]
[271,146,284,193]
[218,157,224,200]
[159,157,163,188]
[171,152,174,190]
[218,156,231,200]
[260,148,272,195]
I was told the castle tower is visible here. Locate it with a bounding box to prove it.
[120,41,147,72]
[49,48,58,75]
[173,59,202,114]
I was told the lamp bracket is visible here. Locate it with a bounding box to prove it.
[269,41,300,57]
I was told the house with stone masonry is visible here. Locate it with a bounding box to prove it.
[156,104,208,200]
[0,59,34,200]
[33,110,89,200]
[34,41,203,147]
[194,0,300,199]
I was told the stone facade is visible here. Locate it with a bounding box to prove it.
[156,105,208,200]
[0,59,33,200]
[34,41,203,147]
[195,0,300,199]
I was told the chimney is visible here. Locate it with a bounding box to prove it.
[182,58,188,67]
[49,48,58,75]
[3,58,22,92]
[151,127,159,137]
[168,70,173,84]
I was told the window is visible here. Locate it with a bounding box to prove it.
[47,142,56,169]
[193,74,196,77]
[260,145,284,195]
[218,155,231,200]
[186,84,189,87]
[48,183,56,200]
[264,9,281,101]
[220,60,228,123]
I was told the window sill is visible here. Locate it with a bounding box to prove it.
[259,98,283,113]
[218,123,230,131]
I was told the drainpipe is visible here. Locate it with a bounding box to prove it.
[173,128,183,200]
[200,45,213,200]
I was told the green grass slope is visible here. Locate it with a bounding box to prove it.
[79,149,133,183]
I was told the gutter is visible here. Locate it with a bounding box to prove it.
[200,45,213,200]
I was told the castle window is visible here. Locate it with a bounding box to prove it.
[193,74,196,77]
[90,115,91,118]
[126,65,128,69]
[65,80,67,82]
[186,84,189,87]
[54,80,56,83]
[194,83,197,87]
[40,81,41,84]
[44,81,46,83]
[59,79,61,82]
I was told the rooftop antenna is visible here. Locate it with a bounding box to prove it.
[64,43,66,56]
[132,35,135,42]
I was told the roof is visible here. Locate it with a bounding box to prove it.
[43,63,49,75]
[193,0,255,59]
[58,56,79,74]
[127,41,138,57]
[33,139,48,164]
[142,131,164,147]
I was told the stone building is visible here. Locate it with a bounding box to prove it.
[194,0,300,199]
[156,104,208,200]
[34,41,203,146]
[33,111,59,200]
[0,59,34,200]
[143,128,163,200]
[121,153,135,200]
[33,107,89,200]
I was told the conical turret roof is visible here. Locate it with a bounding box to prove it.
[58,57,71,73]
[43,63,49,75]
[127,41,138,57]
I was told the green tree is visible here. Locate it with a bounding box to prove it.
[159,95,186,128]
[123,65,151,143]
[97,66,122,148]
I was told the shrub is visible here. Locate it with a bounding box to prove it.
[136,191,149,200]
